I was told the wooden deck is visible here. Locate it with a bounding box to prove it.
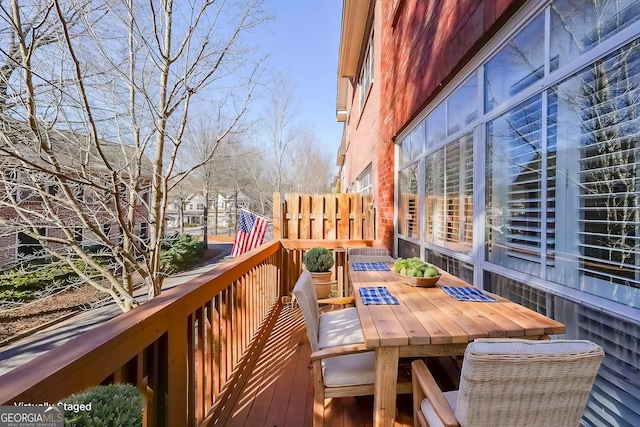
[209,304,417,427]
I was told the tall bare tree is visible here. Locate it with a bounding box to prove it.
[263,72,297,194]
[252,72,334,207]
[0,0,270,311]
[0,0,101,114]
[184,112,246,244]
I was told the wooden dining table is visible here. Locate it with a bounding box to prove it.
[349,265,566,427]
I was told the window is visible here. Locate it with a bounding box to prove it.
[359,29,374,110]
[47,182,58,196]
[103,224,111,238]
[1,169,19,202]
[400,120,424,166]
[427,249,475,284]
[357,166,372,195]
[551,0,640,71]
[426,105,446,149]
[486,95,546,276]
[74,228,83,243]
[425,134,473,254]
[447,74,478,135]
[139,222,149,240]
[17,228,45,258]
[555,40,640,292]
[398,164,420,239]
[196,203,204,210]
[484,14,546,112]
[73,184,84,202]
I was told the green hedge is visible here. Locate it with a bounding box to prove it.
[0,262,75,301]
[0,233,205,301]
[0,258,107,302]
[61,383,142,427]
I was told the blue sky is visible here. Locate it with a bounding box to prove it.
[255,0,344,163]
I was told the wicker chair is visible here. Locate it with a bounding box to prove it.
[292,270,412,427]
[347,247,396,263]
[411,338,604,427]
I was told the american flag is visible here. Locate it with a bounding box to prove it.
[231,209,268,257]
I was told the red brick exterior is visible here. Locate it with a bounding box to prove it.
[0,191,150,266]
[374,0,524,251]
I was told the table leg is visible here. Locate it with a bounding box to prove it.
[373,346,399,427]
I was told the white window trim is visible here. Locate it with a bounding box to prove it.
[356,165,373,195]
[359,28,374,113]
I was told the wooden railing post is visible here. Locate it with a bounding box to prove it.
[167,313,188,427]
[146,334,169,427]
[273,192,281,239]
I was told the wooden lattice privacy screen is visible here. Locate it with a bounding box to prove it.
[273,193,375,240]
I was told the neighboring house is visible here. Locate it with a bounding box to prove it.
[184,193,207,226]
[0,116,152,266]
[335,1,640,426]
[166,191,250,229]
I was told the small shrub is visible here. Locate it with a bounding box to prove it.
[304,247,334,272]
[61,383,142,427]
[160,233,206,273]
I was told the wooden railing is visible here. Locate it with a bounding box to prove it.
[0,241,282,427]
[0,239,373,427]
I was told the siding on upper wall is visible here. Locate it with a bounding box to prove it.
[341,0,383,244]
[376,0,524,251]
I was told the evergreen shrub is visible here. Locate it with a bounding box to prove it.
[61,383,143,427]
[304,247,334,272]
[160,233,206,273]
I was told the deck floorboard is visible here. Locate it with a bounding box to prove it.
[215,305,416,427]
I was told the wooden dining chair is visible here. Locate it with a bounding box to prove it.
[411,338,604,427]
[292,270,412,427]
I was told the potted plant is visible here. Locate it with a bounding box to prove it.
[304,247,335,298]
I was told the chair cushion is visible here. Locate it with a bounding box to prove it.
[322,351,376,387]
[453,339,604,427]
[318,307,363,349]
[468,338,601,357]
[420,390,459,427]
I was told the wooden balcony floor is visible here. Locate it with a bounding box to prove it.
[211,304,415,427]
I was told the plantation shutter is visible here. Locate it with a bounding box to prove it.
[443,143,460,244]
[576,42,640,288]
[426,134,473,252]
[504,94,544,265]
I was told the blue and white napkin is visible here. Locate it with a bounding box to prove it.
[442,286,497,302]
[351,262,391,271]
[359,286,399,305]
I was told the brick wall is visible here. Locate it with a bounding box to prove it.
[342,0,384,242]
[376,0,523,251]
[0,234,15,265]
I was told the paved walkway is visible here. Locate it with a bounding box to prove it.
[0,243,233,376]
